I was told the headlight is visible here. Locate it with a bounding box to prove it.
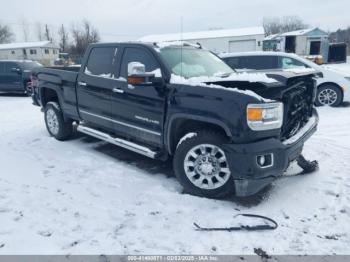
[247,102,284,131]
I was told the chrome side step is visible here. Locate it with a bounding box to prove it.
[76,124,158,159]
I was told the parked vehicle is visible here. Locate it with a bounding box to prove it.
[220,51,350,107]
[32,42,318,198]
[0,60,42,94]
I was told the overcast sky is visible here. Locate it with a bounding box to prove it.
[1,0,349,42]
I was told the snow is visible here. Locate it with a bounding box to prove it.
[177,133,198,149]
[280,28,318,37]
[283,68,317,74]
[0,41,57,50]
[170,73,276,102]
[1,96,350,255]
[139,27,264,42]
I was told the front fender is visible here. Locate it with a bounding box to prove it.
[165,113,233,154]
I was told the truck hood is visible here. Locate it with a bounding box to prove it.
[204,70,318,101]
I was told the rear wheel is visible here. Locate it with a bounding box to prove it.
[315,85,343,107]
[44,102,73,141]
[173,130,235,198]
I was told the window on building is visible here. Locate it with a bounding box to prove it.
[84,47,117,77]
[44,49,49,54]
[30,49,37,55]
[23,49,27,55]
[11,50,15,55]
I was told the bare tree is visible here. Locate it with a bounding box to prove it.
[44,24,52,42]
[58,24,69,52]
[0,23,13,43]
[21,19,30,42]
[263,16,308,35]
[69,20,100,56]
[36,22,44,41]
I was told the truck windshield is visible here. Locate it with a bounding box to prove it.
[159,47,233,78]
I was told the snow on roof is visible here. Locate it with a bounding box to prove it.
[0,41,59,50]
[280,28,328,37]
[264,34,281,41]
[139,26,265,42]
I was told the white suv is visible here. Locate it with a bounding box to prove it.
[220,51,350,107]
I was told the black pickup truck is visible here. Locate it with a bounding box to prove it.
[32,42,318,198]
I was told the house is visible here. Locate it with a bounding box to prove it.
[139,26,265,54]
[263,28,333,62]
[0,41,60,66]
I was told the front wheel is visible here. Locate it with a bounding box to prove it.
[44,102,73,141]
[173,130,235,198]
[315,85,343,107]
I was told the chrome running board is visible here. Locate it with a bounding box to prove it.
[77,124,158,159]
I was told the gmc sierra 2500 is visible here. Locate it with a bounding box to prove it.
[32,42,319,198]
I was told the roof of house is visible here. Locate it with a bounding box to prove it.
[0,41,59,50]
[139,26,265,42]
[281,27,328,37]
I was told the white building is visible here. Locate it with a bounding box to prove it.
[0,41,59,66]
[139,27,265,54]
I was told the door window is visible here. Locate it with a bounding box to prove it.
[230,56,278,70]
[280,57,308,69]
[4,62,19,74]
[120,47,160,78]
[84,47,117,78]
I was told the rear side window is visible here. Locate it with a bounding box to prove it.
[85,47,117,78]
[120,47,160,78]
[240,56,279,70]
[279,57,308,69]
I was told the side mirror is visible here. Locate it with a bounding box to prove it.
[127,62,162,86]
[11,68,22,74]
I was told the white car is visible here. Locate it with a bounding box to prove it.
[220,51,350,107]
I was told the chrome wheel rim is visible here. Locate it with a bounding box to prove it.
[184,144,231,190]
[318,88,337,105]
[46,108,59,135]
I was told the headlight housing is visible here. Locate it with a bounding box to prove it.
[247,102,284,131]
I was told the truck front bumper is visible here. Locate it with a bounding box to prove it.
[224,109,319,197]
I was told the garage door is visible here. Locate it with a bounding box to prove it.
[229,40,256,52]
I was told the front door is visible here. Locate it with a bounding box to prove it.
[76,46,118,131]
[111,47,166,147]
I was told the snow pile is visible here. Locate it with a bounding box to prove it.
[170,73,277,101]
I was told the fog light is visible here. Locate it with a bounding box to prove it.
[257,154,273,168]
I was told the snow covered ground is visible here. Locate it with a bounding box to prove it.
[1,95,350,255]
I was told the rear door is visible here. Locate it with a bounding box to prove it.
[76,46,118,131]
[111,46,166,146]
[0,62,22,91]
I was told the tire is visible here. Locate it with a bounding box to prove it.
[44,102,73,141]
[173,130,235,198]
[315,84,343,107]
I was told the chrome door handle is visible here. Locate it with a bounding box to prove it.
[112,87,124,94]
[78,81,87,86]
